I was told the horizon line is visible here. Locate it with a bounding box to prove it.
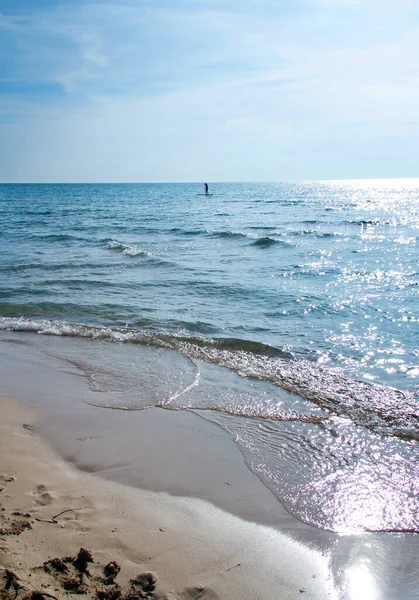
[1,177,419,185]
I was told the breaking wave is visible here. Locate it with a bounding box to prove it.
[1,316,417,441]
[106,240,150,257]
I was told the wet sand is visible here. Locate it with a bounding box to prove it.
[0,394,337,600]
[1,331,418,599]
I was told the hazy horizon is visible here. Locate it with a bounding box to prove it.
[2,178,419,185]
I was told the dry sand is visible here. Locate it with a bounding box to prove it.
[0,396,336,600]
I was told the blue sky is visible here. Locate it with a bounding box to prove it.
[0,0,418,182]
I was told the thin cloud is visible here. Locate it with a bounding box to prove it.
[0,0,418,181]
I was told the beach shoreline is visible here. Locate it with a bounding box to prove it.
[0,394,336,600]
[0,331,303,530]
[1,332,419,599]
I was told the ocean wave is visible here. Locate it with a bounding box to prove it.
[37,278,115,290]
[170,228,208,236]
[0,261,109,274]
[278,200,303,206]
[200,405,327,424]
[0,304,115,320]
[106,240,150,257]
[289,229,316,236]
[284,229,349,239]
[251,236,287,248]
[313,232,346,239]
[170,228,248,240]
[0,317,417,441]
[29,233,87,242]
[246,226,277,231]
[210,230,248,239]
[23,209,54,216]
[0,263,49,273]
[343,219,393,226]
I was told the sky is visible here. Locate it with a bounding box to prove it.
[0,0,418,182]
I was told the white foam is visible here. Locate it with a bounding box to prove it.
[106,239,149,257]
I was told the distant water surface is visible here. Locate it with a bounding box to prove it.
[0,180,418,533]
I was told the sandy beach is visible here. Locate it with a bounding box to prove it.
[0,394,336,600]
[1,371,340,600]
[1,333,418,600]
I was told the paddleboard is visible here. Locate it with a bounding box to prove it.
[196,193,214,196]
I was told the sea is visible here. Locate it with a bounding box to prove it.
[0,179,418,535]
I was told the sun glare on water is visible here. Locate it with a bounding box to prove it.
[322,178,419,189]
[346,562,379,600]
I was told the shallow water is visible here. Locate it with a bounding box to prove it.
[0,180,418,534]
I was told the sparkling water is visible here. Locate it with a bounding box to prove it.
[1,180,418,533]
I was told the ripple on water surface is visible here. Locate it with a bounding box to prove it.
[3,328,416,535]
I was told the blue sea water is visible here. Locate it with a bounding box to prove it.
[0,180,418,533]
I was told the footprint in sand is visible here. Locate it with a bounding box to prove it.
[0,474,16,484]
[0,474,15,497]
[33,484,54,506]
